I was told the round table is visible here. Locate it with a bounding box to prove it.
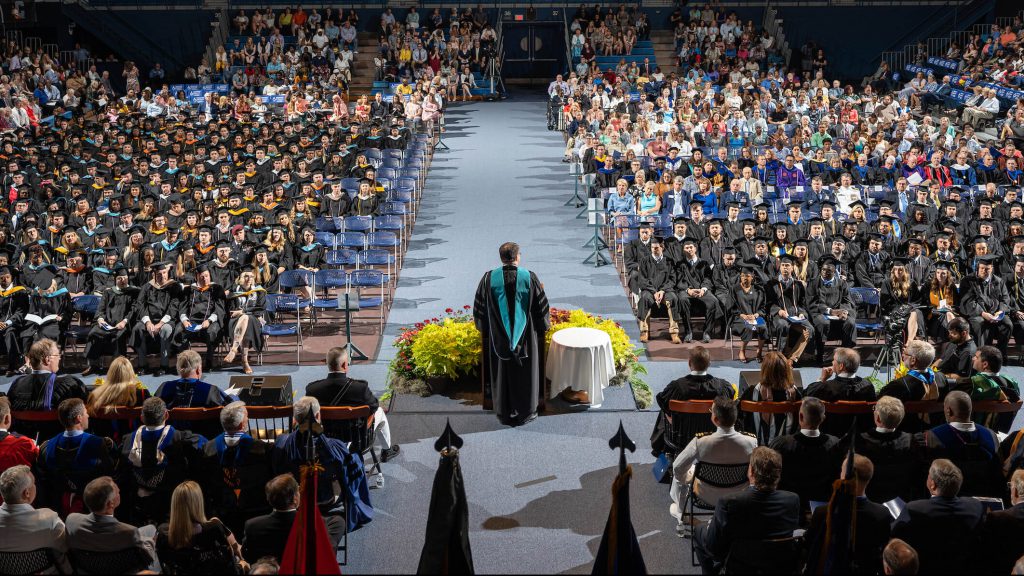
[545,327,615,408]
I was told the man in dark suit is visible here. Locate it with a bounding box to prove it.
[651,345,735,456]
[852,396,923,502]
[891,458,986,575]
[805,454,892,574]
[805,347,876,436]
[693,446,800,575]
[305,347,398,461]
[977,469,1024,573]
[242,473,342,564]
[66,476,159,572]
[769,398,842,510]
[959,254,1013,350]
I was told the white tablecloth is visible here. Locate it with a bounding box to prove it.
[546,327,615,407]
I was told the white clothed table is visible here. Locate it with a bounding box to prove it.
[545,327,616,408]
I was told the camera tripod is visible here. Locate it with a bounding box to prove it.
[871,333,903,383]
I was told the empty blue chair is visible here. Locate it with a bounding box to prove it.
[72,295,101,316]
[262,294,302,365]
[382,158,403,170]
[336,231,366,250]
[397,177,418,190]
[378,167,398,180]
[315,216,341,232]
[363,149,383,160]
[367,231,399,249]
[384,148,404,160]
[341,177,361,192]
[348,269,389,330]
[377,177,392,192]
[360,249,395,269]
[278,269,314,293]
[374,214,404,234]
[311,269,350,319]
[314,231,336,249]
[326,249,358,268]
[389,187,415,204]
[343,215,373,233]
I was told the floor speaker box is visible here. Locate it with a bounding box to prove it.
[230,375,293,406]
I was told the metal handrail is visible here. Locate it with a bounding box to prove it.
[563,3,572,75]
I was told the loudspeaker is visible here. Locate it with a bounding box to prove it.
[737,370,803,396]
[229,375,293,406]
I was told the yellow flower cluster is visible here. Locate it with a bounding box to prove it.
[410,318,483,379]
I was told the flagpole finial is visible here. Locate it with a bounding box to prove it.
[434,417,464,453]
[608,420,635,472]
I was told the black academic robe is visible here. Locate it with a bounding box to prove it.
[0,284,29,369]
[8,373,89,440]
[853,250,890,289]
[804,376,876,436]
[473,265,550,426]
[86,285,139,364]
[60,267,92,296]
[417,449,474,574]
[769,432,842,506]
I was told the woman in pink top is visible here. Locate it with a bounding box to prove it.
[330,94,348,122]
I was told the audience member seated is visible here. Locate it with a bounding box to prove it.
[651,345,735,455]
[668,396,756,535]
[852,396,922,502]
[222,267,267,375]
[0,397,38,480]
[7,339,88,440]
[879,341,950,432]
[934,317,977,379]
[132,262,183,376]
[272,396,373,532]
[805,455,892,574]
[0,465,72,573]
[692,446,800,575]
[768,397,841,511]
[882,538,920,576]
[738,351,801,445]
[891,458,984,575]
[173,265,227,371]
[35,399,116,517]
[65,476,159,573]
[242,473,342,564]
[306,347,399,461]
[977,468,1024,573]
[156,480,249,574]
[804,347,876,436]
[82,264,137,376]
[155,350,234,409]
[200,401,273,536]
[121,397,207,526]
[921,390,1004,497]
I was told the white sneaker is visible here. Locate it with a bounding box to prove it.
[669,502,682,520]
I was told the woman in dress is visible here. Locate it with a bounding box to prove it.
[223,268,266,374]
[881,257,925,347]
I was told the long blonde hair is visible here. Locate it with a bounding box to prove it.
[87,357,144,414]
[167,481,208,549]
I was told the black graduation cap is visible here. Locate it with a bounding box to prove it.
[671,216,688,225]
[905,237,925,247]
[848,200,868,211]
[793,239,810,247]
[977,254,1001,263]
[818,255,841,266]
[819,200,837,210]
[978,198,995,206]
[196,262,211,274]
[681,237,699,246]
[649,236,664,246]
[722,246,737,254]
[878,215,896,223]
[876,199,895,208]
[197,224,214,233]
[971,234,991,245]
[831,236,847,245]
[151,260,173,271]
[1015,254,1024,263]
[752,236,769,246]
[638,221,654,229]
[215,239,232,249]
[113,264,129,276]
[891,256,910,266]
[724,201,741,209]
[688,199,704,207]
[933,259,952,270]
[778,254,798,264]
[786,200,803,208]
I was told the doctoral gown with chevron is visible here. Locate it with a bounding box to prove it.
[473,264,550,426]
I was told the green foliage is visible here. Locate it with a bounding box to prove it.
[410,318,483,379]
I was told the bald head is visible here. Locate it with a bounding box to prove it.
[883,539,919,575]
[944,390,972,423]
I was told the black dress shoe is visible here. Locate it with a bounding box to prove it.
[380,445,401,462]
[683,333,693,343]
[702,333,711,343]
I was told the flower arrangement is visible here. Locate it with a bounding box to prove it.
[386,306,478,399]
[545,308,651,409]
[385,306,650,409]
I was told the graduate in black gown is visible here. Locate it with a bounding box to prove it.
[473,242,550,426]
[223,267,266,374]
[959,254,1013,349]
[19,272,71,356]
[0,265,30,375]
[174,264,227,370]
[131,261,183,375]
[768,254,812,365]
[83,264,138,376]
[731,265,768,362]
[807,255,857,364]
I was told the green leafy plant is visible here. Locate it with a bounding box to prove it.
[410,318,483,379]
